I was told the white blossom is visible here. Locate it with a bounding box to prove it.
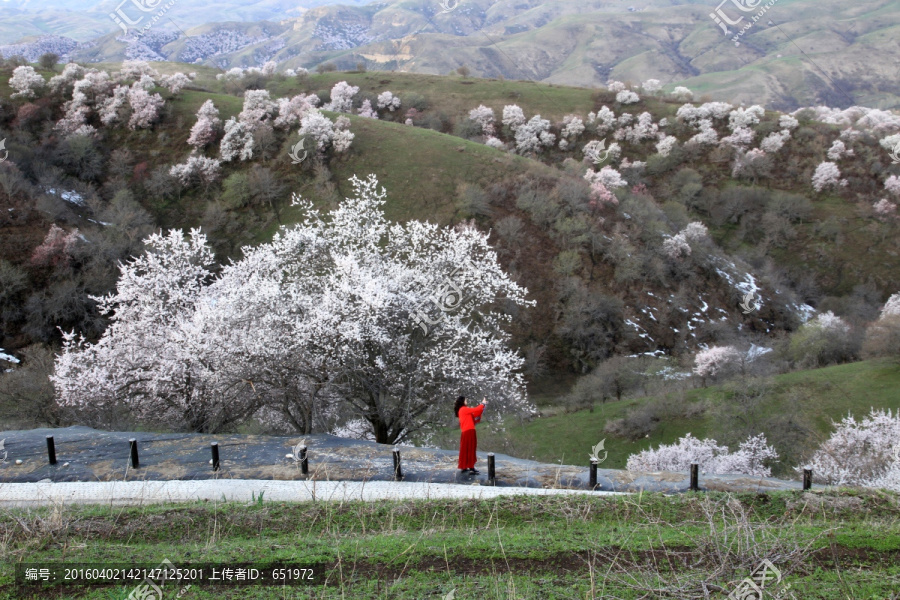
[760,129,791,153]
[159,72,191,95]
[187,99,221,148]
[641,79,662,93]
[803,409,900,487]
[627,433,778,477]
[826,139,854,160]
[469,105,495,136]
[357,98,378,119]
[127,86,164,130]
[169,155,222,187]
[377,91,401,112]
[693,345,742,378]
[671,86,693,101]
[502,104,526,131]
[219,117,254,161]
[655,135,678,157]
[885,175,900,197]
[9,66,46,99]
[616,90,640,104]
[812,161,842,192]
[514,115,554,154]
[324,81,359,113]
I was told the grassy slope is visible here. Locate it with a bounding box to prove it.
[1,490,898,599]
[488,358,900,471]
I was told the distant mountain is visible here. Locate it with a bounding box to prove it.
[2,0,900,110]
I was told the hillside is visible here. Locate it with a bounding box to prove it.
[2,66,899,361]
[3,0,900,109]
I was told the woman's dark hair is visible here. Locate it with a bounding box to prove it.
[454,396,466,417]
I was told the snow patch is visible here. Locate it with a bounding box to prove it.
[47,188,86,206]
[0,349,20,364]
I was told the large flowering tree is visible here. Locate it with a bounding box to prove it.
[53,176,535,441]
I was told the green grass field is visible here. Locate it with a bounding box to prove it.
[1,489,898,599]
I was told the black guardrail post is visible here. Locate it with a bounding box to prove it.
[46,435,57,465]
[392,449,403,481]
[488,453,496,485]
[299,446,308,475]
[211,442,220,471]
[129,439,139,469]
[690,463,699,491]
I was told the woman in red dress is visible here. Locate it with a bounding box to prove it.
[455,395,487,474]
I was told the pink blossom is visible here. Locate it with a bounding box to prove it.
[873,198,897,222]
[31,224,81,267]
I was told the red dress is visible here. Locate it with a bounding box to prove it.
[457,404,484,469]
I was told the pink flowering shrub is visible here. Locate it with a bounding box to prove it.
[885,175,900,197]
[873,198,897,222]
[187,100,221,149]
[31,225,81,268]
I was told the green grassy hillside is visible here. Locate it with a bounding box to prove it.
[467,358,900,476]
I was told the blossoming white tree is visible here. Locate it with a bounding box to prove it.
[662,232,691,260]
[693,345,742,384]
[219,117,254,161]
[238,89,277,130]
[98,85,129,126]
[53,176,536,441]
[873,198,897,222]
[357,98,378,119]
[671,86,693,101]
[187,100,221,149]
[273,94,319,130]
[9,66,46,99]
[514,115,554,154]
[760,130,791,153]
[641,79,662,94]
[127,86,164,130]
[51,229,247,432]
[656,135,678,157]
[826,139,854,160]
[616,90,640,105]
[811,161,843,192]
[160,72,191,95]
[169,155,222,189]
[376,91,401,112]
[502,104,526,131]
[48,63,87,95]
[803,409,900,489]
[626,433,778,477]
[324,81,359,113]
[469,105,495,136]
